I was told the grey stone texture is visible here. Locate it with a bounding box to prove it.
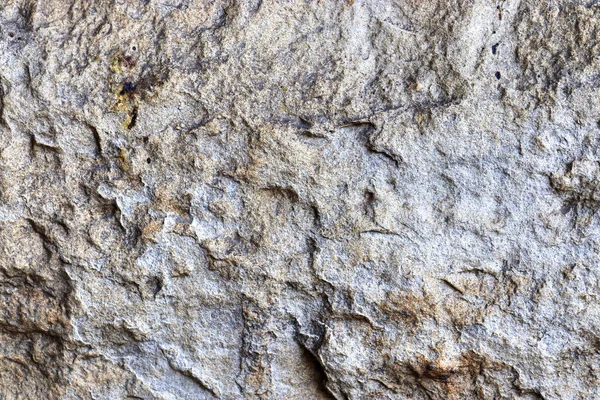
[1,0,599,399]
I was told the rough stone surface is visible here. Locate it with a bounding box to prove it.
[1,1,600,399]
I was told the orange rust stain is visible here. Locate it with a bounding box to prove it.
[380,291,435,327]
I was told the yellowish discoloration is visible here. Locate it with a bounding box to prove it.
[109,54,123,74]
[110,83,138,130]
[141,219,163,242]
[109,49,139,129]
[118,148,130,171]
[109,50,136,74]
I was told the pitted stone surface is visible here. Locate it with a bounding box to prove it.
[1,1,600,399]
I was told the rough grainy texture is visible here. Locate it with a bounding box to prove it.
[0,0,599,399]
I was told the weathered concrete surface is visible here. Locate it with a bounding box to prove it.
[0,1,599,399]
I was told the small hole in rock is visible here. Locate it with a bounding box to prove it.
[122,81,135,93]
[495,71,501,80]
[152,278,163,298]
[132,46,137,51]
[146,157,151,164]
[8,32,14,38]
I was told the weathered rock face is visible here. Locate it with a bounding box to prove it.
[1,0,599,399]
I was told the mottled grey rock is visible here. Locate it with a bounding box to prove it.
[1,0,600,399]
